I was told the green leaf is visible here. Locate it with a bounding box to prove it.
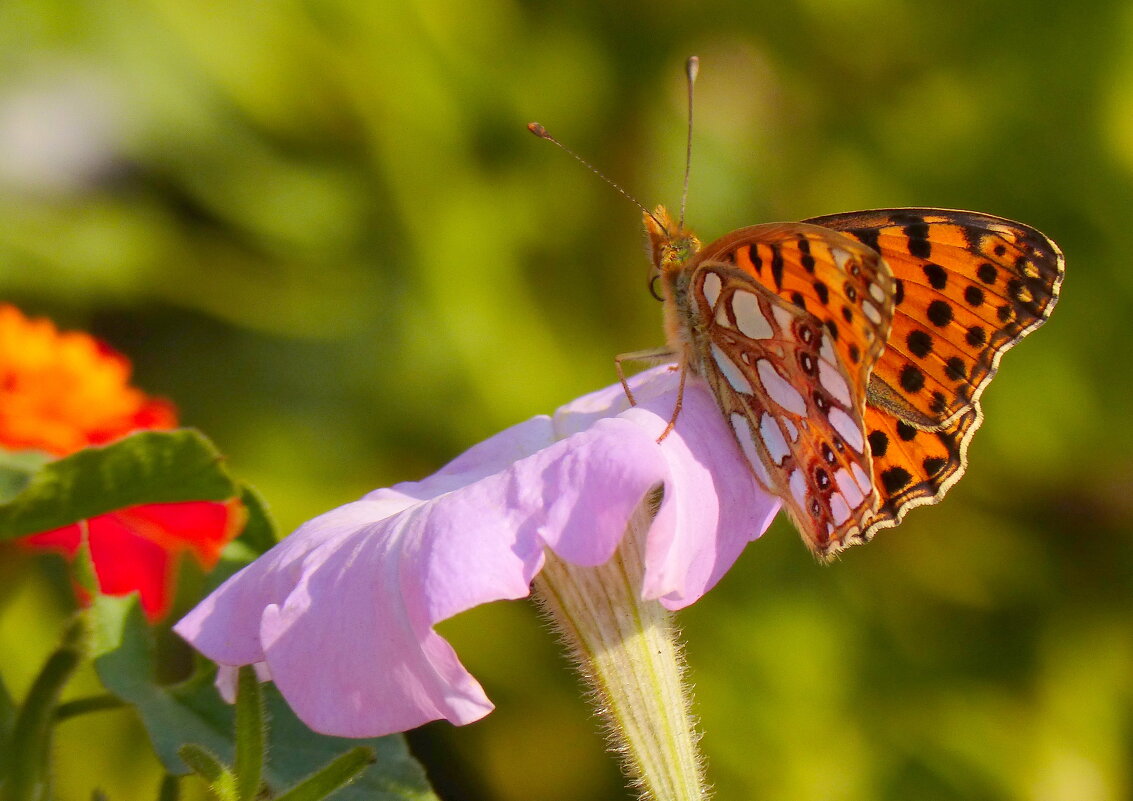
[235,485,278,555]
[275,747,376,801]
[233,667,265,801]
[0,430,236,541]
[91,595,438,801]
[0,449,52,504]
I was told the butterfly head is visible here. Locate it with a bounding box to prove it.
[644,205,701,285]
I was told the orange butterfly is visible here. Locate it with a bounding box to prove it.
[531,59,1064,559]
[647,206,1063,558]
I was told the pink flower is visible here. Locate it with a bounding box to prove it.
[174,366,780,738]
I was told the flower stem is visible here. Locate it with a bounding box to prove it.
[533,495,708,801]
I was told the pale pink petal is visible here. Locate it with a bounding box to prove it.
[176,367,781,737]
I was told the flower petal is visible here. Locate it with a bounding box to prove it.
[177,411,673,736]
[176,368,782,736]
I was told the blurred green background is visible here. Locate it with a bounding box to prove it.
[0,0,1129,799]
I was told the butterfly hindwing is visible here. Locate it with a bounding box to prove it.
[677,223,897,555]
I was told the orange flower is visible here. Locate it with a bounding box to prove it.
[2,304,241,620]
[0,304,177,455]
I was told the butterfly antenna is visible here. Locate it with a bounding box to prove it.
[678,56,698,230]
[527,122,668,233]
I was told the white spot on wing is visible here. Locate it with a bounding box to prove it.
[818,361,852,406]
[711,344,753,394]
[819,334,836,365]
[756,359,807,416]
[731,413,773,488]
[760,413,790,465]
[869,282,886,303]
[783,418,799,442]
[829,493,851,525]
[788,469,807,508]
[828,407,865,453]
[702,272,722,308]
[862,299,882,324]
[832,248,852,271]
[850,462,872,495]
[731,290,773,340]
[834,468,865,508]
[771,303,795,333]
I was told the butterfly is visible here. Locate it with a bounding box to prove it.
[647,205,1064,559]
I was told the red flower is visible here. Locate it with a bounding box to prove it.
[2,305,241,620]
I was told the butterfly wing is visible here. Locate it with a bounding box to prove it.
[803,208,1064,538]
[677,223,896,556]
[804,208,1065,429]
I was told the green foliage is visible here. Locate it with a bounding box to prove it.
[0,431,236,541]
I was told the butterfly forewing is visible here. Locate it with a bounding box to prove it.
[668,222,897,555]
[805,208,1064,429]
[857,403,983,541]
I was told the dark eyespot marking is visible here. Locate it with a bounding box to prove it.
[904,226,931,259]
[844,284,858,302]
[1007,278,1024,299]
[812,390,831,413]
[799,325,816,345]
[799,352,817,375]
[977,262,997,284]
[813,281,829,304]
[997,304,1014,322]
[929,391,947,415]
[809,498,822,517]
[900,364,926,393]
[842,306,854,323]
[893,278,905,306]
[945,357,967,381]
[748,247,762,273]
[964,286,985,306]
[923,456,947,476]
[814,467,831,490]
[791,291,806,310]
[868,430,889,458]
[922,262,947,289]
[896,421,917,441]
[848,343,861,363]
[821,443,836,464]
[824,319,839,340]
[906,329,933,358]
[966,325,987,346]
[881,466,913,493]
[993,244,1007,257]
[927,300,953,327]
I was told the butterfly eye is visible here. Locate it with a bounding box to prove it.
[649,274,664,302]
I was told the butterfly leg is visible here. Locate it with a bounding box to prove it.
[614,347,678,407]
[656,363,688,444]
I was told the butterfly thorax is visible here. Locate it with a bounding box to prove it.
[644,206,704,366]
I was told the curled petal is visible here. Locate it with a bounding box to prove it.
[176,367,780,737]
